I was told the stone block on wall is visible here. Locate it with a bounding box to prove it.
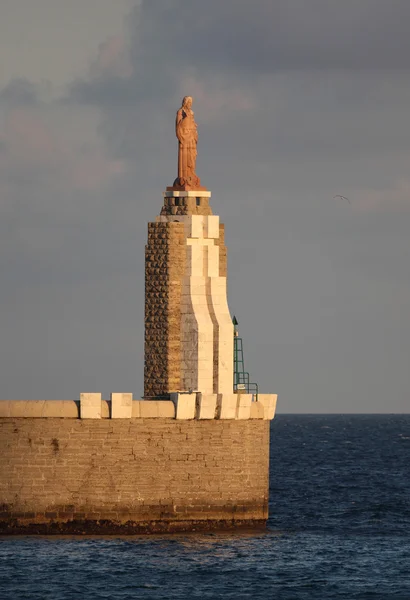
[196,393,217,419]
[171,393,196,420]
[206,244,219,277]
[41,400,80,418]
[80,393,102,419]
[138,401,175,418]
[0,400,80,418]
[250,401,265,419]
[216,393,238,419]
[132,401,141,418]
[156,401,176,418]
[186,245,204,277]
[206,215,220,239]
[257,394,278,420]
[111,393,133,419]
[236,394,252,420]
[0,401,22,417]
[101,400,110,418]
[139,401,158,418]
[189,215,205,238]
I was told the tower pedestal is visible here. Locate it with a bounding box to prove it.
[144,190,233,398]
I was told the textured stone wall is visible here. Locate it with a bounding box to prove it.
[160,195,212,217]
[216,223,227,277]
[144,222,186,397]
[0,418,270,533]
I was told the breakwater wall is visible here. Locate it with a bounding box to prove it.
[0,394,276,534]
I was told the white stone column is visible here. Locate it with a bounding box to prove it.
[206,275,234,394]
[180,225,215,394]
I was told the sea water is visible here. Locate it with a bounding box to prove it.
[1,415,409,599]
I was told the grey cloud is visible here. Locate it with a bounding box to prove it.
[0,78,43,106]
[133,0,410,73]
[65,0,410,171]
[68,77,142,108]
[68,0,410,113]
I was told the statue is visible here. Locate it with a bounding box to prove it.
[172,96,205,190]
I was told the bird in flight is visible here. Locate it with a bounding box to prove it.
[333,195,351,204]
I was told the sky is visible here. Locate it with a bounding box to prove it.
[0,0,409,413]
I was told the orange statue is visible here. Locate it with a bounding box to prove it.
[171,96,206,191]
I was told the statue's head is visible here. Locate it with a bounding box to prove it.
[182,96,193,109]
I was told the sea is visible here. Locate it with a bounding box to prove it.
[1,414,409,600]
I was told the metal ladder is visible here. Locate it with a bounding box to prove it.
[233,316,259,401]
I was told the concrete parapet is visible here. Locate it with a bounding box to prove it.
[0,400,80,418]
[250,401,265,419]
[132,401,141,418]
[80,393,102,419]
[257,394,278,420]
[196,393,217,419]
[137,400,175,418]
[0,395,276,420]
[236,394,252,420]
[171,393,196,419]
[101,400,110,418]
[111,393,133,419]
[216,393,237,419]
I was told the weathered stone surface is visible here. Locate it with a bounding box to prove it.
[0,400,80,418]
[138,400,175,418]
[160,196,212,217]
[196,393,218,419]
[101,400,110,418]
[0,418,270,534]
[144,222,186,397]
[215,223,227,277]
[249,401,265,419]
[111,393,133,419]
[216,394,238,419]
[0,518,267,536]
[258,394,278,420]
[207,276,234,394]
[236,394,253,420]
[80,393,102,419]
[171,393,196,420]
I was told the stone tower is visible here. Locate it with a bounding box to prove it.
[144,97,233,399]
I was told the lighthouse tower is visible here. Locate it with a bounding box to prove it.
[144,96,233,402]
[143,96,276,420]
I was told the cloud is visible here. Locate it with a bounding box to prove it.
[178,75,257,123]
[0,78,127,292]
[0,78,42,107]
[63,1,410,177]
[90,35,133,80]
[355,178,410,212]
[131,0,410,73]
[0,81,126,197]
